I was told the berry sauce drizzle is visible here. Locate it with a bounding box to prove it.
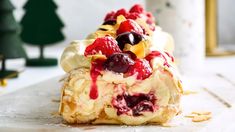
[164,52,175,62]
[145,51,170,67]
[89,59,105,100]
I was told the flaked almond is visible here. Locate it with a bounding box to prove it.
[116,15,126,25]
[192,111,211,115]
[192,114,211,122]
[183,90,198,95]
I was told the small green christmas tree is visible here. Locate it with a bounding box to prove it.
[0,0,27,78]
[20,0,65,66]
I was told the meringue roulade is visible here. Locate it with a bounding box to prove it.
[59,4,183,125]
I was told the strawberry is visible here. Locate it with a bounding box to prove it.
[117,19,143,35]
[126,59,152,80]
[84,36,121,57]
[129,4,144,14]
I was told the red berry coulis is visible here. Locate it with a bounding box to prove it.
[145,51,171,67]
[89,59,105,100]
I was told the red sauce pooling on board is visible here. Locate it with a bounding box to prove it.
[145,51,170,67]
[89,59,105,100]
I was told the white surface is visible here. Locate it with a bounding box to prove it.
[11,0,145,44]
[0,76,229,131]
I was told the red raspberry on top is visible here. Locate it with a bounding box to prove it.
[126,12,141,20]
[129,4,144,14]
[84,36,121,57]
[104,11,116,21]
[126,59,152,80]
[145,12,155,25]
[117,19,143,35]
[114,8,129,19]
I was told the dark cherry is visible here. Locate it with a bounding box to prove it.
[123,51,137,60]
[112,92,156,116]
[103,19,117,25]
[124,93,155,108]
[116,31,144,50]
[103,53,135,73]
[113,95,130,115]
[132,101,154,116]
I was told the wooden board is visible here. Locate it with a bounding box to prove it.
[0,75,232,132]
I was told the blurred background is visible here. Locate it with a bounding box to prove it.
[0,0,235,91]
[0,0,146,92]
[218,0,235,45]
[13,0,145,44]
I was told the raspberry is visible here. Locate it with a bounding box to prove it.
[117,19,143,35]
[146,12,154,20]
[145,51,170,67]
[114,8,128,18]
[104,11,116,21]
[84,36,121,57]
[146,12,155,24]
[129,4,144,14]
[127,59,152,80]
[126,12,141,20]
[103,53,135,73]
[145,51,161,62]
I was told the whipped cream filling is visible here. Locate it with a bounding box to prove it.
[150,26,174,53]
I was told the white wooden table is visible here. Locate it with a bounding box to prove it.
[0,47,235,131]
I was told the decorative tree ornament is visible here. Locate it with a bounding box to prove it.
[0,0,27,78]
[20,0,65,66]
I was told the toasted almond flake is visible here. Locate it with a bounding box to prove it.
[51,99,60,103]
[161,123,174,127]
[183,90,198,95]
[86,54,107,61]
[185,111,212,122]
[91,54,107,60]
[192,111,211,115]
[135,18,153,36]
[116,15,126,25]
[51,111,60,116]
[184,114,196,118]
[94,30,116,38]
[192,115,211,122]
[177,80,184,94]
